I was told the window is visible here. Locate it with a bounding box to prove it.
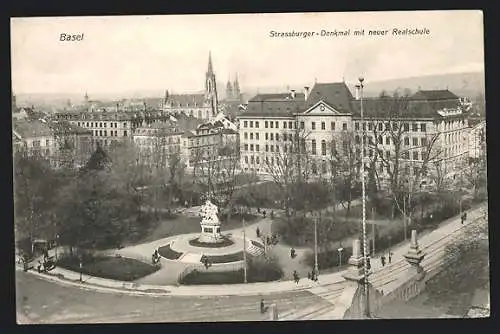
[95,130,98,136]
[104,130,107,136]
[412,137,418,146]
[256,144,260,152]
[368,136,373,145]
[115,130,118,136]
[368,123,373,131]
[321,140,326,155]
[355,135,361,144]
[289,121,293,129]
[250,121,254,128]
[91,122,94,127]
[245,156,249,164]
[343,123,347,131]
[124,130,127,136]
[421,123,427,132]
[255,121,259,128]
[283,133,287,141]
[250,133,254,140]
[33,140,40,147]
[115,122,118,128]
[244,121,248,128]
[250,144,254,151]
[271,145,274,152]
[283,121,287,129]
[312,163,317,175]
[244,133,248,140]
[123,123,127,128]
[270,122,274,129]
[270,133,274,140]
[321,122,325,130]
[403,151,410,159]
[99,122,102,127]
[100,130,103,136]
[386,151,390,159]
[343,140,348,153]
[275,121,279,128]
[256,133,260,140]
[251,156,255,164]
[385,136,390,145]
[300,121,305,129]
[78,122,81,126]
[311,122,316,130]
[265,144,269,152]
[276,146,279,153]
[413,151,419,160]
[265,133,269,140]
[284,145,288,153]
[378,123,383,131]
[104,123,107,128]
[276,133,280,141]
[412,123,418,132]
[421,137,427,146]
[265,121,268,128]
[385,122,390,131]
[256,157,260,164]
[362,123,366,131]
[271,157,274,165]
[404,137,409,146]
[331,122,336,130]
[378,135,383,144]
[404,123,409,132]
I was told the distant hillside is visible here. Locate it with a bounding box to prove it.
[359,72,485,98]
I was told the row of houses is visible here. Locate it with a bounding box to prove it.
[237,82,485,186]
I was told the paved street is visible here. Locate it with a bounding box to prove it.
[15,271,329,323]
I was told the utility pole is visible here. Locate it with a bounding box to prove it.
[356,77,370,318]
[314,212,319,278]
[403,196,407,241]
[371,208,375,256]
[243,217,247,284]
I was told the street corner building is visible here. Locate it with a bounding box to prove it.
[237,82,477,189]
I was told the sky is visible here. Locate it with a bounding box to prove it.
[11,11,484,96]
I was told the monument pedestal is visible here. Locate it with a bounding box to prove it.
[198,224,222,243]
[197,199,223,244]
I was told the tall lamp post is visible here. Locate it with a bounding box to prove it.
[313,212,319,279]
[338,246,344,267]
[242,216,248,284]
[356,76,370,318]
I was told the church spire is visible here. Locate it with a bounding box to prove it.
[207,51,213,75]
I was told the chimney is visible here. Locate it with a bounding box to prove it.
[304,86,310,101]
[290,89,296,100]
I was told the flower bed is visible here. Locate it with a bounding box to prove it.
[188,237,235,248]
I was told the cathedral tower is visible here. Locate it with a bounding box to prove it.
[226,75,233,100]
[205,51,218,117]
[233,73,241,100]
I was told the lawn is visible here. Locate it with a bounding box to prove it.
[179,266,282,285]
[204,252,245,264]
[57,255,160,281]
[133,212,259,245]
[157,244,183,260]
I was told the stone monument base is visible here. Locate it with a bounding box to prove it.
[198,224,223,243]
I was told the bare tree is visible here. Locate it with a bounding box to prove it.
[324,130,361,219]
[363,93,442,220]
[264,125,312,219]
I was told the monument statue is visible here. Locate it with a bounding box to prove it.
[198,199,223,243]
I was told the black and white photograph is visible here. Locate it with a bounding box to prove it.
[11,10,488,323]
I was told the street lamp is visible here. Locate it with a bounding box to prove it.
[55,234,59,261]
[79,256,83,283]
[356,76,370,318]
[313,212,319,279]
[338,246,344,267]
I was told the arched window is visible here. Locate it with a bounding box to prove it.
[312,163,317,174]
[355,135,360,144]
[321,140,326,155]
[312,140,317,155]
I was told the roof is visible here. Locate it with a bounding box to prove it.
[174,114,205,132]
[166,94,206,107]
[221,128,238,135]
[249,92,306,102]
[238,111,296,118]
[411,90,459,101]
[49,121,92,135]
[305,82,354,112]
[13,120,52,138]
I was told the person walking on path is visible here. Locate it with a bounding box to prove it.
[388,252,392,264]
[381,255,386,267]
[256,227,261,238]
[260,299,267,314]
[293,270,300,284]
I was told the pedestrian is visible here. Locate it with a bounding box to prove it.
[381,255,386,267]
[260,299,265,314]
[293,270,300,284]
[290,248,296,259]
[388,252,392,264]
[271,211,274,219]
[258,207,261,213]
[256,227,261,238]
[307,271,311,280]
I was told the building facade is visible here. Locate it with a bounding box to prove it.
[238,82,470,186]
